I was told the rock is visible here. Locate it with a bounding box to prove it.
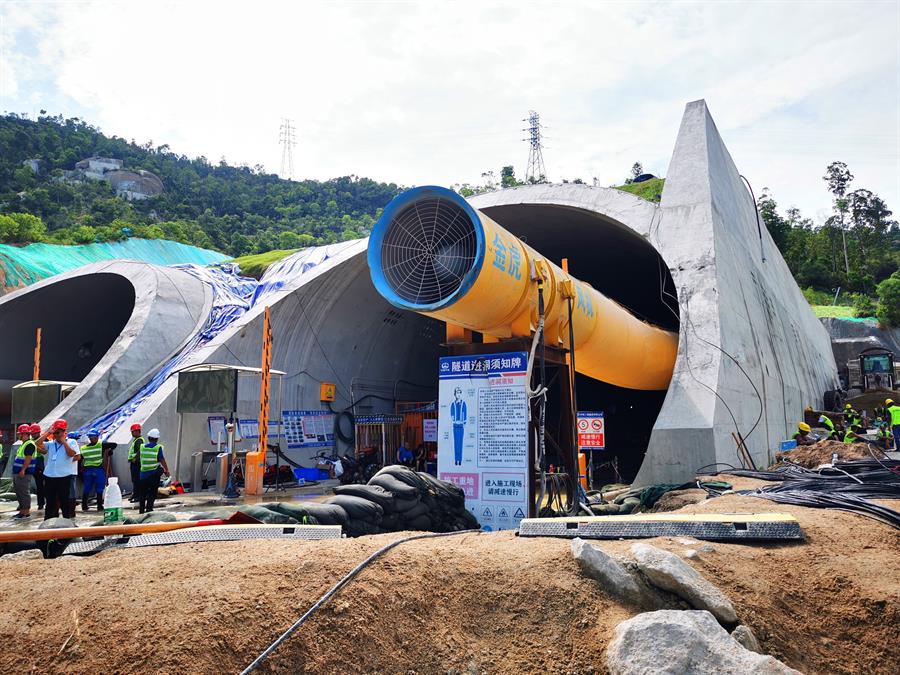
[631,543,738,624]
[39,517,76,530]
[606,610,801,675]
[676,537,701,546]
[732,624,762,653]
[682,549,699,559]
[1,549,44,561]
[699,543,716,553]
[571,538,648,605]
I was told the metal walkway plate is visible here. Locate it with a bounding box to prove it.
[518,513,803,541]
[64,524,342,555]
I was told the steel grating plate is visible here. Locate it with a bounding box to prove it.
[518,513,803,541]
[64,524,342,555]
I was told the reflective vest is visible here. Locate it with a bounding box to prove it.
[128,436,144,462]
[820,416,835,437]
[13,440,37,474]
[888,406,900,427]
[140,443,162,473]
[843,430,859,444]
[81,442,104,468]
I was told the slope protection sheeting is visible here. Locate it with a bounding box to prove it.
[0,238,228,292]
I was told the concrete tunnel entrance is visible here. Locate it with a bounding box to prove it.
[0,273,135,428]
[478,203,680,483]
[308,203,680,485]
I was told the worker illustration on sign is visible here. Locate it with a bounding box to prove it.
[450,386,468,466]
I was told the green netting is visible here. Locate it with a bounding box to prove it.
[0,239,228,288]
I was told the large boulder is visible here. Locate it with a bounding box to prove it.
[571,539,649,606]
[631,543,738,624]
[606,610,801,675]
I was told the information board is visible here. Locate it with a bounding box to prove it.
[423,418,438,442]
[438,352,530,531]
[282,410,334,449]
[238,419,282,442]
[577,411,605,451]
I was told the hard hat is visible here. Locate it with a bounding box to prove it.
[798,422,811,433]
[877,417,883,422]
[147,428,160,439]
[52,419,68,431]
[886,399,894,405]
[17,424,30,434]
[130,423,142,432]
[844,404,852,409]
[88,428,100,437]
[29,423,41,435]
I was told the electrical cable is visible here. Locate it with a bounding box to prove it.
[739,174,766,264]
[240,529,480,674]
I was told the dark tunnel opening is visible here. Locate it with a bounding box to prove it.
[479,203,680,484]
[0,273,135,427]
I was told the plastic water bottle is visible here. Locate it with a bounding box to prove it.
[103,477,124,524]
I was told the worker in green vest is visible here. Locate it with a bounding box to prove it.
[876,418,893,450]
[885,399,900,450]
[818,414,836,439]
[844,404,861,427]
[844,424,867,444]
[12,424,36,519]
[137,428,170,515]
[127,423,144,503]
[80,428,106,512]
[792,422,815,446]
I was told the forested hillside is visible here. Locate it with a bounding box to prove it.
[0,114,401,255]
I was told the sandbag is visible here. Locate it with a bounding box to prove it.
[392,496,421,513]
[238,504,298,524]
[344,519,384,537]
[262,501,319,525]
[188,509,236,521]
[333,484,395,511]
[397,500,430,521]
[369,473,418,498]
[416,473,465,505]
[127,512,178,524]
[326,495,383,523]
[297,501,348,526]
[406,514,433,531]
[373,465,428,493]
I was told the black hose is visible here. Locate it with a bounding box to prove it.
[240,529,480,674]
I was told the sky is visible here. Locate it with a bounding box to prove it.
[1,0,898,224]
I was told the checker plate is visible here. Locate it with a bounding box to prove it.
[518,520,803,541]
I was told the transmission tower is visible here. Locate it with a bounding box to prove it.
[522,110,547,183]
[279,118,296,180]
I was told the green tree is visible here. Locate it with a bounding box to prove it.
[624,162,643,184]
[500,165,519,188]
[876,273,900,327]
[823,161,854,277]
[757,189,789,250]
[853,295,876,318]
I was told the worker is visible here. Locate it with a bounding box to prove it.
[395,443,414,467]
[818,414,836,439]
[843,424,865,445]
[127,423,144,503]
[844,404,861,427]
[80,428,106,512]
[29,424,46,510]
[886,399,900,449]
[137,428,170,514]
[792,422,815,446]
[39,419,80,520]
[876,417,893,450]
[12,424,36,519]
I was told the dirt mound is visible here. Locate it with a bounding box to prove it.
[776,440,874,468]
[0,482,897,674]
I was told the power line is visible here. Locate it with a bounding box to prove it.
[279,118,296,180]
[522,110,547,183]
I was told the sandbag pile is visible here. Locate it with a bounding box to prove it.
[201,466,479,537]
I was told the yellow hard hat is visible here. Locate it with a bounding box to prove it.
[844,404,852,409]
[886,399,894,405]
[798,422,811,433]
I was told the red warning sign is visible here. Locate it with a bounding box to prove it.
[577,411,605,451]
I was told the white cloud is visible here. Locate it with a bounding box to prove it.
[1,0,897,221]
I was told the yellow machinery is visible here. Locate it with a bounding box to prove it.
[367,186,677,390]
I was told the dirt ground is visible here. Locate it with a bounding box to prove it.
[775,439,878,467]
[0,477,897,674]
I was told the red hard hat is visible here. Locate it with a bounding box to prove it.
[52,419,68,431]
[29,423,41,435]
[130,423,142,432]
[17,424,30,434]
